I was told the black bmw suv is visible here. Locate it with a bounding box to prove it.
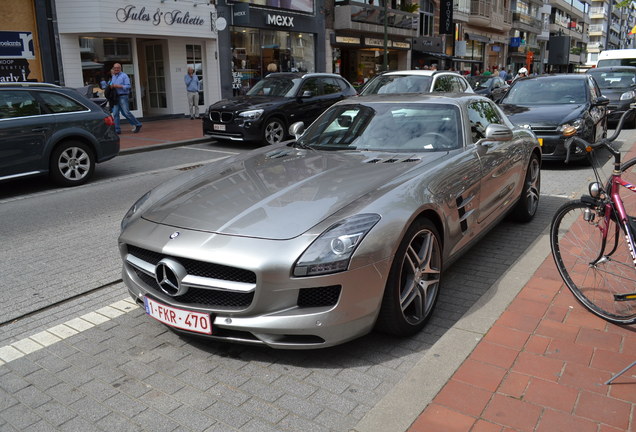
[203,72,357,145]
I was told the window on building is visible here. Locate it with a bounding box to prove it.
[419,0,434,36]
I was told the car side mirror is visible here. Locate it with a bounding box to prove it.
[594,95,610,106]
[301,90,314,98]
[289,121,305,139]
[477,124,513,145]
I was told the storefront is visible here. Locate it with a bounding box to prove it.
[332,35,410,86]
[55,0,220,119]
[217,0,325,98]
[0,0,59,84]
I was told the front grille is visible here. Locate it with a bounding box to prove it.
[530,125,558,134]
[297,286,341,308]
[133,268,254,309]
[209,111,234,123]
[127,245,256,283]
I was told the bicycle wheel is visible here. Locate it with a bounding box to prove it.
[550,200,636,324]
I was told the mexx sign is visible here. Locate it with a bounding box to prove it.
[267,14,294,27]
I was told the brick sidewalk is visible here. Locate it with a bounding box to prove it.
[409,144,636,432]
[118,117,207,151]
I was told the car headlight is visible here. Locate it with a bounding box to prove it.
[238,109,264,120]
[121,191,151,231]
[558,118,584,133]
[620,90,636,101]
[293,214,381,277]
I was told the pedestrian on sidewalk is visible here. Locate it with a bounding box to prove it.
[110,63,142,134]
[185,66,200,120]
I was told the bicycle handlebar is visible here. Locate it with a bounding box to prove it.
[563,103,636,164]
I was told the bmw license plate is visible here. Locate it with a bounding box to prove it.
[143,296,212,335]
[213,124,225,131]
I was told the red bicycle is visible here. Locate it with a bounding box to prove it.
[550,104,636,325]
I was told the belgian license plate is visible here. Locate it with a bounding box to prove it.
[537,138,543,146]
[143,297,212,335]
[213,124,225,131]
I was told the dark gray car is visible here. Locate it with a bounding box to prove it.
[586,66,636,128]
[0,83,119,186]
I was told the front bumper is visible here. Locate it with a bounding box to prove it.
[607,101,635,125]
[119,220,391,349]
[202,116,263,143]
[532,128,589,162]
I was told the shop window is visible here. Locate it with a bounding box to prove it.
[78,37,136,111]
[186,44,204,105]
[230,27,315,93]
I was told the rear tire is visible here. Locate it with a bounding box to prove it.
[49,141,95,186]
[511,153,540,222]
[376,218,442,336]
[550,200,636,324]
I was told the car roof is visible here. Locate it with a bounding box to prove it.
[264,72,349,79]
[517,74,588,81]
[380,70,457,77]
[347,92,488,105]
[587,66,636,73]
[0,82,61,88]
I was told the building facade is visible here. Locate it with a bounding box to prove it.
[55,0,221,120]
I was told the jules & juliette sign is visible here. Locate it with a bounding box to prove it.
[116,5,206,26]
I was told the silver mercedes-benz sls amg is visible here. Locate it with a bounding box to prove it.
[119,94,541,349]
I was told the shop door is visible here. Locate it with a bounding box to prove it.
[143,42,168,115]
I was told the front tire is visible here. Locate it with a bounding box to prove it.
[550,200,636,324]
[511,153,540,222]
[262,117,286,145]
[376,218,442,336]
[50,141,95,186]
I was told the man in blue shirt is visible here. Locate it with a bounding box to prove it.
[184,67,200,119]
[109,63,142,134]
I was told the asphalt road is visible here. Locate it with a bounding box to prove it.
[0,129,634,431]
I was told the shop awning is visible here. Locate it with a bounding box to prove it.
[81,61,104,70]
[465,33,490,43]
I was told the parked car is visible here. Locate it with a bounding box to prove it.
[466,75,509,102]
[586,66,636,128]
[202,72,357,146]
[119,93,541,349]
[499,74,609,162]
[0,83,119,186]
[358,70,474,95]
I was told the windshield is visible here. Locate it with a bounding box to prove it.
[588,70,636,89]
[297,103,461,152]
[598,59,636,67]
[246,77,298,97]
[360,75,433,95]
[501,79,588,105]
[467,77,493,90]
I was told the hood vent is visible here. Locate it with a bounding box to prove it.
[364,155,421,164]
[265,149,294,159]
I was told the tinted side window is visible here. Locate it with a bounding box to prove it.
[299,78,321,96]
[39,92,86,113]
[451,76,467,92]
[336,78,351,92]
[0,90,41,119]
[433,76,453,92]
[321,78,341,95]
[467,101,503,143]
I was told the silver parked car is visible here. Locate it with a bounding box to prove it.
[119,94,541,349]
